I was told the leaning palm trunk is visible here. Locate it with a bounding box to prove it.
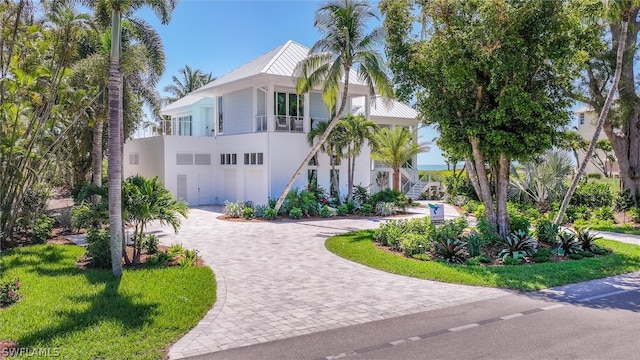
[555,20,628,226]
[274,76,351,212]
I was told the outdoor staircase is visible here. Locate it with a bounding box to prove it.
[405,179,430,199]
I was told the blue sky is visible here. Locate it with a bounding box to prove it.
[138,0,446,165]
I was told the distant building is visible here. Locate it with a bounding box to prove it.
[574,105,619,177]
[123,40,422,206]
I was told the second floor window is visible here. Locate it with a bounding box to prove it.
[275,92,304,118]
[579,113,585,125]
[218,96,224,134]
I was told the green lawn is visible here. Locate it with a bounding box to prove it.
[325,230,640,291]
[0,245,216,359]
[584,223,640,235]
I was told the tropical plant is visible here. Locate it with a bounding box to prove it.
[87,0,177,276]
[336,204,348,216]
[374,202,397,216]
[570,182,613,208]
[307,120,347,200]
[289,207,303,219]
[434,239,467,264]
[615,189,635,223]
[432,217,468,244]
[31,215,55,245]
[401,233,429,257]
[340,114,378,200]
[263,207,277,220]
[274,0,393,212]
[497,230,538,261]
[591,139,617,178]
[243,207,254,220]
[141,233,159,254]
[86,227,112,268]
[534,218,559,246]
[178,249,198,267]
[0,278,21,306]
[370,127,427,191]
[123,176,188,264]
[574,227,602,253]
[163,64,214,103]
[223,200,245,218]
[509,150,573,211]
[557,129,588,171]
[466,232,483,258]
[556,231,583,256]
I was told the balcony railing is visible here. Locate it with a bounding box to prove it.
[256,115,267,132]
[275,115,303,132]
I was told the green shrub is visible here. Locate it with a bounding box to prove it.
[141,234,159,254]
[254,204,269,218]
[223,200,245,218]
[243,207,254,220]
[434,238,467,264]
[167,243,185,256]
[375,202,397,216]
[569,253,584,260]
[401,233,429,257]
[535,218,559,245]
[574,227,601,252]
[442,175,478,200]
[86,227,111,268]
[594,207,615,222]
[0,278,21,306]
[55,209,74,232]
[466,253,490,265]
[532,248,551,263]
[320,205,333,218]
[586,173,602,179]
[178,249,198,267]
[615,189,635,214]
[509,214,530,234]
[352,185,370,205]
[579,250,595,258]
[461,200,481,214]
[498,230,538,260]
[574,205,592,221]
[571,182,613,208]
[433,217,467,243]
[630,207,640,223]
[373,221,404,249]
[360,203,373,215]
[370,189,408,209]
[289,207,303,219]
[466,232,483,257]
[31,215,54,244]
[556,231,583,256]
[503,256,522,265]
[264,207,277,220]
[146,252,172,267]
[345,201,358,214]
[337,204,348,216]
[17,183,51,230]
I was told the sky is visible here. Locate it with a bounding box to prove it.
[137,0,446,165]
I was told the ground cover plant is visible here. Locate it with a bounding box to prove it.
[0,245,216,359]
[326,229,640,291]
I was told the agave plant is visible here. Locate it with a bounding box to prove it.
[434,238,468,264]
[498,230,538,260]
[556,231,583,256]
[574,227,602,253]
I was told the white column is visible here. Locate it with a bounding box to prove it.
[267,84,275,132]
[303,92,310,133]
[252,87,258,133]
[365,94,371,118]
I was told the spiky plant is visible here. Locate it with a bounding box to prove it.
[573,227,601,253]
[498,230,538,260]
[434,238,468,264]
[556,231,583,256]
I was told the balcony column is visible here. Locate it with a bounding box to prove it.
[365,94,371,118]
[266,84,275,132]
[303,92,310,133]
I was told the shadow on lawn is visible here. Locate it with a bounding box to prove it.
[4,246,160,350]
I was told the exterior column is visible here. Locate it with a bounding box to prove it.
[365,94,371,118]
[267,84,275,132]
[252,87,258,133]
[303,92,310,133]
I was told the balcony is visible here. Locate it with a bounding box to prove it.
[275,115,303,132]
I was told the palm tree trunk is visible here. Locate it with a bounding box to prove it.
[555,20,627,225]
[108,10,123,277]
[392,168,400,191]
[496,153,510,238]
[92,115,103,204]
[274,70,351,212]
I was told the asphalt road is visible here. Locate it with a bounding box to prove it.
[185,272,640,360]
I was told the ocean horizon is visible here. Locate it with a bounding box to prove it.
[417,164,449,171]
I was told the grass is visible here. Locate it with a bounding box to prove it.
[325,230,640,291]
[0,244,216,359]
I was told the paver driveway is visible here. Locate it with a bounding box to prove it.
[146,204,510,359]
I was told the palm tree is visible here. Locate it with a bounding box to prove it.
[307,120,347,199]
[340,114,378,201]
[163,64,214,103]
[509,150,573,211]
[371,127,427,192]
[86,0,176,277]
[273,0,393,212]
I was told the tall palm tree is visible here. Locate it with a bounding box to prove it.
[86,0,175,277]
[340,114,378,201]
[307,120,347,199]
[274,0,393,212]
[163,64,214,103]
[371,127,427,192]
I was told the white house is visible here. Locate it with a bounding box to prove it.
[124,40,420,206]
[574,104,619,177]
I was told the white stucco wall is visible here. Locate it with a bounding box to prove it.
[123,137,165,182]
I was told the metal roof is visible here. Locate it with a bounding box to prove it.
[352,96,418,120]
[194,40,364,93]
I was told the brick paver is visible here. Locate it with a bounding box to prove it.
[146,203,510,359]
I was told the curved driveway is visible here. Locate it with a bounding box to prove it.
[146,204,510,359]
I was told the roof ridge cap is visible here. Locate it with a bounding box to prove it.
[262,40,294,74]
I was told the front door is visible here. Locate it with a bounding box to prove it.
[197,174,212,205]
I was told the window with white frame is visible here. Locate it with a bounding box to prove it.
[220,153,237,165]
[579,113,585,125]
[217,96,224,134]
[243,152,264,165]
